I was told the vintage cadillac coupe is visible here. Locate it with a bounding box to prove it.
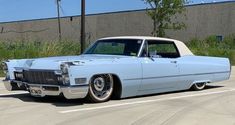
[2,36,231,102]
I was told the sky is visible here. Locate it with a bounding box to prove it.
[0,0,233,23]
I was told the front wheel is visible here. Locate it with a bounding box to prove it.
[87,74,114,103]
[191,82,206,91]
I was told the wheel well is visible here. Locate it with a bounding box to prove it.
[190,81,209,90]
[190,81,210,87]
[111,74,122,99]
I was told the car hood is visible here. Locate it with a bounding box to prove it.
[34,54,126,62]
[12,54,129,70]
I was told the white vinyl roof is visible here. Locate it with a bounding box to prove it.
[99,36,176,41]
[99,36,194,56]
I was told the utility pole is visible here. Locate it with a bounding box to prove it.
[56,0,62,41]
[80,0,85,53]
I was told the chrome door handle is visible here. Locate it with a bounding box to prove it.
[170,61,177,63]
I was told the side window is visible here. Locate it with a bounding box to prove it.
[142,40,180,58]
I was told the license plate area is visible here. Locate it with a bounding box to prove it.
[29,86,44,97]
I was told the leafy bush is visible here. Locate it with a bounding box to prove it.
[0,40,80,76]
[187,34,235,65]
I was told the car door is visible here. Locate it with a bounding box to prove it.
[138,40,181,94]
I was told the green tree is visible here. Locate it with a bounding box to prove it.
[143,0,187,37]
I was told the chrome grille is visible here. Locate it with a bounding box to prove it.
[22,70,60,85]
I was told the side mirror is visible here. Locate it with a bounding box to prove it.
[150,55,161,58]
[148,50,161,61]
[149,50,161,58]
[149,51,157,57]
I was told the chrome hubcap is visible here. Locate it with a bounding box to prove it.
[94,77,105,92]
[90,74,113,100]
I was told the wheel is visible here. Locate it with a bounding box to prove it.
[87,74,114,103]
[191,82,206,91]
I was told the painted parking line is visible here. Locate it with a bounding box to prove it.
[59,88,235,114]
[0,92,29,96]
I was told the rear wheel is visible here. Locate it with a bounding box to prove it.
[87,74,114,103]
[192,82,206,91]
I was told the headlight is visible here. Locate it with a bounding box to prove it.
[57,75,70,85]
[15,72,24,80]
[62,75,70,85]
[59,62,73,85]
[60,63,69,74]
[2,62,8,74]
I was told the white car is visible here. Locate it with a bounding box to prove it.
[2,36,231,102]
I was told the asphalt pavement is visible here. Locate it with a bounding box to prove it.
[0,67,235,125]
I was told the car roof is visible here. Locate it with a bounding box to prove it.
[98,36,176,42]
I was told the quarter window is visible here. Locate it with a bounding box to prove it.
[142,40,180,58]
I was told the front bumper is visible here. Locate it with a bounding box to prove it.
[3,79,89,99]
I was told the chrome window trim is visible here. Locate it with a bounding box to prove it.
[137,39,146,57]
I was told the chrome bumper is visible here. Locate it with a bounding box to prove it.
[3,79,89,99]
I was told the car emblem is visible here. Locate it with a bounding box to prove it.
[46,78,54,82]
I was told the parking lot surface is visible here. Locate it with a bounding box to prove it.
[0,67,235,125]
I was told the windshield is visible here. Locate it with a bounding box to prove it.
[84,39,143,56]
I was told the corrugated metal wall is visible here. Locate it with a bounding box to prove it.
[0,2,234,43]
